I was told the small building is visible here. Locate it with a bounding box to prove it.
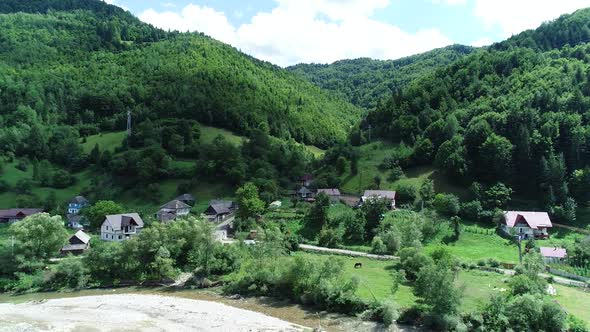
[316,188,341,203]
[540,247,567,264]
[175,193,196,206]
[297,186,314,201]
[205,200,237,222]
[501,211,552,240]
[156,199,191,222]
[67,196,90,214]
[100,213,144,242]
[361,190,396,209]
[66,214,88,229]
[61,230,91,255]
[0,208,43,223]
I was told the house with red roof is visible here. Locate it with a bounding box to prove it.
[501,211,552,239]
[539,247,567,264]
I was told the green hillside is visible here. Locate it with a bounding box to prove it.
[288,45,474,109]
[0,0,360,148]
[356,8,590,215]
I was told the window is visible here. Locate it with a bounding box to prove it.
[119,235,122,239]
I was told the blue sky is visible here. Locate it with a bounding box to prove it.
[105,0,590,66]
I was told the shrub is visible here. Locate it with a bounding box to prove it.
[45,255,88,290]
[460,200,482,221]
[371,236,387,254]
[487,258,500,268]
[433,193,460,216]
[477,259,486,267]
[387,165,404,182]
[318,226,344,248]
[568,315,589,332]
[395,183,418,203]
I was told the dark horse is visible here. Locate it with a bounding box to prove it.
[354,262,362,269]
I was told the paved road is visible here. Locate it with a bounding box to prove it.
[495,268,588,288]
[298,244,398,260]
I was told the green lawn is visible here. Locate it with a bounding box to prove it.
[296,251,513,312]
[81,131,126,153]
[0,159,93,209]
[200,125,245,146]
[555,284,590,324]
[426,230,519,264]
[338,141,468,198]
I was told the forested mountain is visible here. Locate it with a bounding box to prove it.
[360,7,590,213]
[494,7,590,52]
[0,0,361,148]
[288,45,474,109]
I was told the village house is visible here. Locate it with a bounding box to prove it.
[61,230,91,255]
[66,214,87,230]
[0,208,43,223]
[205,200,237,222]
[100,213,144,242]
[156,199,191,222]
[501,211,552,239]
[67,195,90,214]
[316,188,341,203]
[540,246,567,264]
[175,193,196,206]
[361,190,396,209]
[297,186,314,201]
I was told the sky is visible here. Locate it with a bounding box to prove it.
[104,0,590,66]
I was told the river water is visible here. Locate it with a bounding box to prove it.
[0,287,413,331]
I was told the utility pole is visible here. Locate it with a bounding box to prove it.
[126,110,132,136]
[516,234,523,264]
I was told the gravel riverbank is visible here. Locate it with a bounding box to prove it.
[0,294,305,331]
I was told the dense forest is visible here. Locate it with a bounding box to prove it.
[288,45,474,109]
[357,7,590,215]
[0,0,361,148]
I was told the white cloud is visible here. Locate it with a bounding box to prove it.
[474,0,590,37]
[139,5,236,45]
[162,2,176,8]
[103,0,129,11]
[471,37,492,47]
[138,0,453,66]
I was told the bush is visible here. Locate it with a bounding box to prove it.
[460,200,482,221]
[433,193,460,216]
[568,315,589,332]
[487,258,500,268]
[477,259,486,267]
[399,247,433,280]
[51,169,74,188]
[45,255,88,290]
[387,165,404,182]
[318,226,344,248]
[395,183,418,203]
[364,299,400,326]
[371,236,387,254]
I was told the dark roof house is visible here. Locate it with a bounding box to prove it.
[175,193,196,206]
[69,196,89,205]
[104,213,145,230]
[205,200,237,222]
[61,230,91,255]
[160,199,191,210]
[0,208,43,223]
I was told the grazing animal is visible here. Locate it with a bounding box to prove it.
[354,262,362,269]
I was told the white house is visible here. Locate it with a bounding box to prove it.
[361,190,396,209]
[501,211,552,240]
[101,213,144,242]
